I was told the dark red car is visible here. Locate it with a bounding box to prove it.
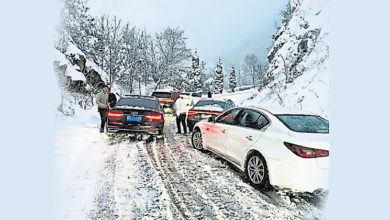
[187,98,235,132]
[151,90,179,113]
[106,95,164,135]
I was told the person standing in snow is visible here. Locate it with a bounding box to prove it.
[174,96,191,134]
[96,85,109,133]
[207,90,212,98]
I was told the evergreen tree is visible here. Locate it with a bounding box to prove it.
[192,50,202,92]
[229,66,237,92]
[214,58,224,94]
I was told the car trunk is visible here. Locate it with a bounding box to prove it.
[108,108,162,126]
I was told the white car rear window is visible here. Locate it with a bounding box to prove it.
[276,115,329,133]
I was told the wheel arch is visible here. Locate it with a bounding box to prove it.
[193,125,201,132]
[244,149,273,185]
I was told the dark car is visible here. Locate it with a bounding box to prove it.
[107,95,164,135]
[187,98,235,132]
[151,90,180,114]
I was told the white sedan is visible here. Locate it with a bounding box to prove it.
[191,107,329,192]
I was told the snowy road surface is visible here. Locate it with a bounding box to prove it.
[55,116,327,220]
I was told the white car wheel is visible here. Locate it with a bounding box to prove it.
[192,129,203,150]
[246,153,269,189]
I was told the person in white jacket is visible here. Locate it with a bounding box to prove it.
[174,96,192,134]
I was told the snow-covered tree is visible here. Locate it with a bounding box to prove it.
[243,54,266,88]
[229,66,237,92]
[57,1,193,95]
[243,54,259,88]
[192,50,202,92]
[90,15,109,74]
[154,27,191,90]
[214,58,224,94]
[61,0,95,56]
[102,16,124,85]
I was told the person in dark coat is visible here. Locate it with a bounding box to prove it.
[108,90,117,108]
[207,90,212,98]
[96,85,109,133]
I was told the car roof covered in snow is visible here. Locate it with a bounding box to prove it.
[198,98,232,103]
[121,95,157,100]
[246,105,320,116]
[153,89,177,93]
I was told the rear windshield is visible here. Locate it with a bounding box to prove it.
[195,100,226,109]
[276,115,329,133]
[191,92,202,97]
[151,92,171,99]
[116,98,158,110]
[180,92,190,96]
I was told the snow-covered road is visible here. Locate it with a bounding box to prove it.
[55,116,327,220]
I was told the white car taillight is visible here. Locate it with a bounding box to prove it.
[284,142,329,158]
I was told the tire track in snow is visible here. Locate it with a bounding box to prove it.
[113,139,174,219]
[160,118,324,219]
[90,133,180,220]
[142,138,209,219]
[155,134,232,219]
[135,138,184,220]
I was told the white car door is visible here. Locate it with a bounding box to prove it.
[205,108,242,155]
[225,110,270,167]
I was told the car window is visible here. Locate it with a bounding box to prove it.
[236,110,262,129]
[193,99,226,112]
[255,114,270,130]
[116,98,158,110]
[151,92,171,99]
[216,109,242,125]
[195,100,226,108]
[192,92,202,97]
[223,100,233,110]
[276,115,329,133]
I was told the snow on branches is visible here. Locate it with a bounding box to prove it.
[229,66,237,92]
[214,58,224,94]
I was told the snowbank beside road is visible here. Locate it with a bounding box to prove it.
[54,115,105,219]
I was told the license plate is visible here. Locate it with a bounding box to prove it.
[127,116,142,122]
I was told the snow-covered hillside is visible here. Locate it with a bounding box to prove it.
[240,0,330,118]
[54,38,104,116]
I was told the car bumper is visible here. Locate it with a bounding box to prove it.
[266,156,329,192]
[107,124,162,135]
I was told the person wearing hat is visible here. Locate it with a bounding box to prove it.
[96,85,109,133]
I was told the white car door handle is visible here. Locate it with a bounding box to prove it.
[246,136,253,141]
[221,129,226,134]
